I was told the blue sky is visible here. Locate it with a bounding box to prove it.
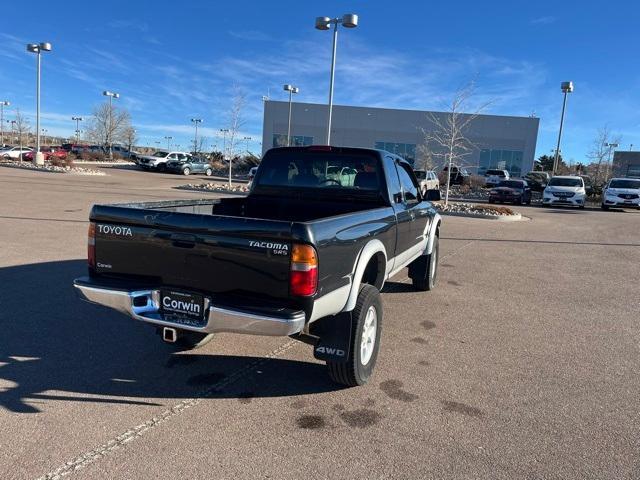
[1,0,639,160]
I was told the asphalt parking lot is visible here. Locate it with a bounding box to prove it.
[1,166,639,480]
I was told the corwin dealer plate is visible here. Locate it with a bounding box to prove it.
[160,290,205,320]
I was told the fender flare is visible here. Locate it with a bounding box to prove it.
[342,239,387,312]
[425,213,442,255]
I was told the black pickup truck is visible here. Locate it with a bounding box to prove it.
[74,146,442,386]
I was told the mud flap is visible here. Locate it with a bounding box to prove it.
[407,254,428,280]
[310,312,353,363]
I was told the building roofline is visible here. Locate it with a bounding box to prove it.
[264,100,539,122]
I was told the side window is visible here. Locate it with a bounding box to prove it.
[168,153,177,160]
[397,164,419,203]
[383,155,401,201]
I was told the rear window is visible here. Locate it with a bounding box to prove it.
[486,169,506,176]
[609,179,640,189]
[549,177,583,187]
[414,170,426,180]
[255,150,382,191]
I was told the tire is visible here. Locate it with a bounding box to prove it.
[160,329,214,351]
[601,204,609,210]
[205,168,212,176]
[488,198,495,204]
[182,167,191,176]
[579,205,585,210]
[327,284,382,387]
[411,234,439,291]
[157,164,166,172]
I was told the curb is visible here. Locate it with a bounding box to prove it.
[438,211,523,221]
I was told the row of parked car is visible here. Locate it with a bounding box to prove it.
[135,150,215,176]
[0,143,138,161]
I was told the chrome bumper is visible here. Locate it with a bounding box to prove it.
[73,280,306,337]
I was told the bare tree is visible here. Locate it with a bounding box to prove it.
[224,86,246,187]
[86,102,133,151]
[424,82,492,205]
[415,139,436,171]
[13,109,31,160]
[122,126,138,152]
[587,126,621,184]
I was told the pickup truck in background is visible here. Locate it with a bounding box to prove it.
[74,146,442,386]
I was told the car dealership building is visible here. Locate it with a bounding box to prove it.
[262,101,540,177]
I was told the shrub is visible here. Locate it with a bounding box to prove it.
[50,157,75,168]
[469,175,487,190]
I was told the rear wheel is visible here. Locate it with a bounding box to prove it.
[410,235,439,291]
[183,167,191,176]
[205,168,212,176]
[327,284,382,387]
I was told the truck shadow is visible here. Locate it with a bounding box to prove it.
[0,260,340,414]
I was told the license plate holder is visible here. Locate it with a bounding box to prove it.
[160,290,205,321]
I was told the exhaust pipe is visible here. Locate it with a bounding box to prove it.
[162,327,177,343]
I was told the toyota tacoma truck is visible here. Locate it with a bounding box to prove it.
[74,146,442,386]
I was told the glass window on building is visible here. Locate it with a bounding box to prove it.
[478,149,524,176]
[375,141,416,164]
[272,134,313,148]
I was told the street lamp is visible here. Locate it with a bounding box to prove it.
[219,128,231,186]
[553,81,573,175]
[315,13,358,145]
[283,84,299,146]
[72,116,83,144]
[0,101,10,146]
[27,42,52,165]
[103,90,120,159]
[191,118,202,153]
[243,136,251,154]
[164,136,173,150]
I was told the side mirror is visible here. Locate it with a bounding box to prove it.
[425,189,441,201]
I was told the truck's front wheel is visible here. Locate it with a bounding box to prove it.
[327,284,382,387]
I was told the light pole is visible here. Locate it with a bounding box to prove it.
[243,136,251,154]
[219,128,231,186]
[283,84,299,146]
[315,13,358,145]
[191,118,202,153]
[103,90,120,159]
[553,81,573,175]
[26,42,52,165]
[72,116,83,144]
[0,101,9,146]
[605,142,619,179]
[164,136,173,150]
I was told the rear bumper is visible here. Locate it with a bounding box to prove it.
[73,277,305,337]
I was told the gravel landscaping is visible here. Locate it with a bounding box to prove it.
[434,201,519,217]
[0,159,105,175]
[176,182,250,194]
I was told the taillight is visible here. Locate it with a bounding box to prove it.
[290,244,318,296]
[88,222,96,269]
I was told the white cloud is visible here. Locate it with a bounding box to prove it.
[530,16,557,25]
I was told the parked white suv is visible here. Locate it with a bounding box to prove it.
[601,177,640,210]
[2,146,33,159]
[414,169,440,194]
[542,176,586,208]
[485,169,510,187]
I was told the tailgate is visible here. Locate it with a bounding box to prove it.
[91,205,294,300]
